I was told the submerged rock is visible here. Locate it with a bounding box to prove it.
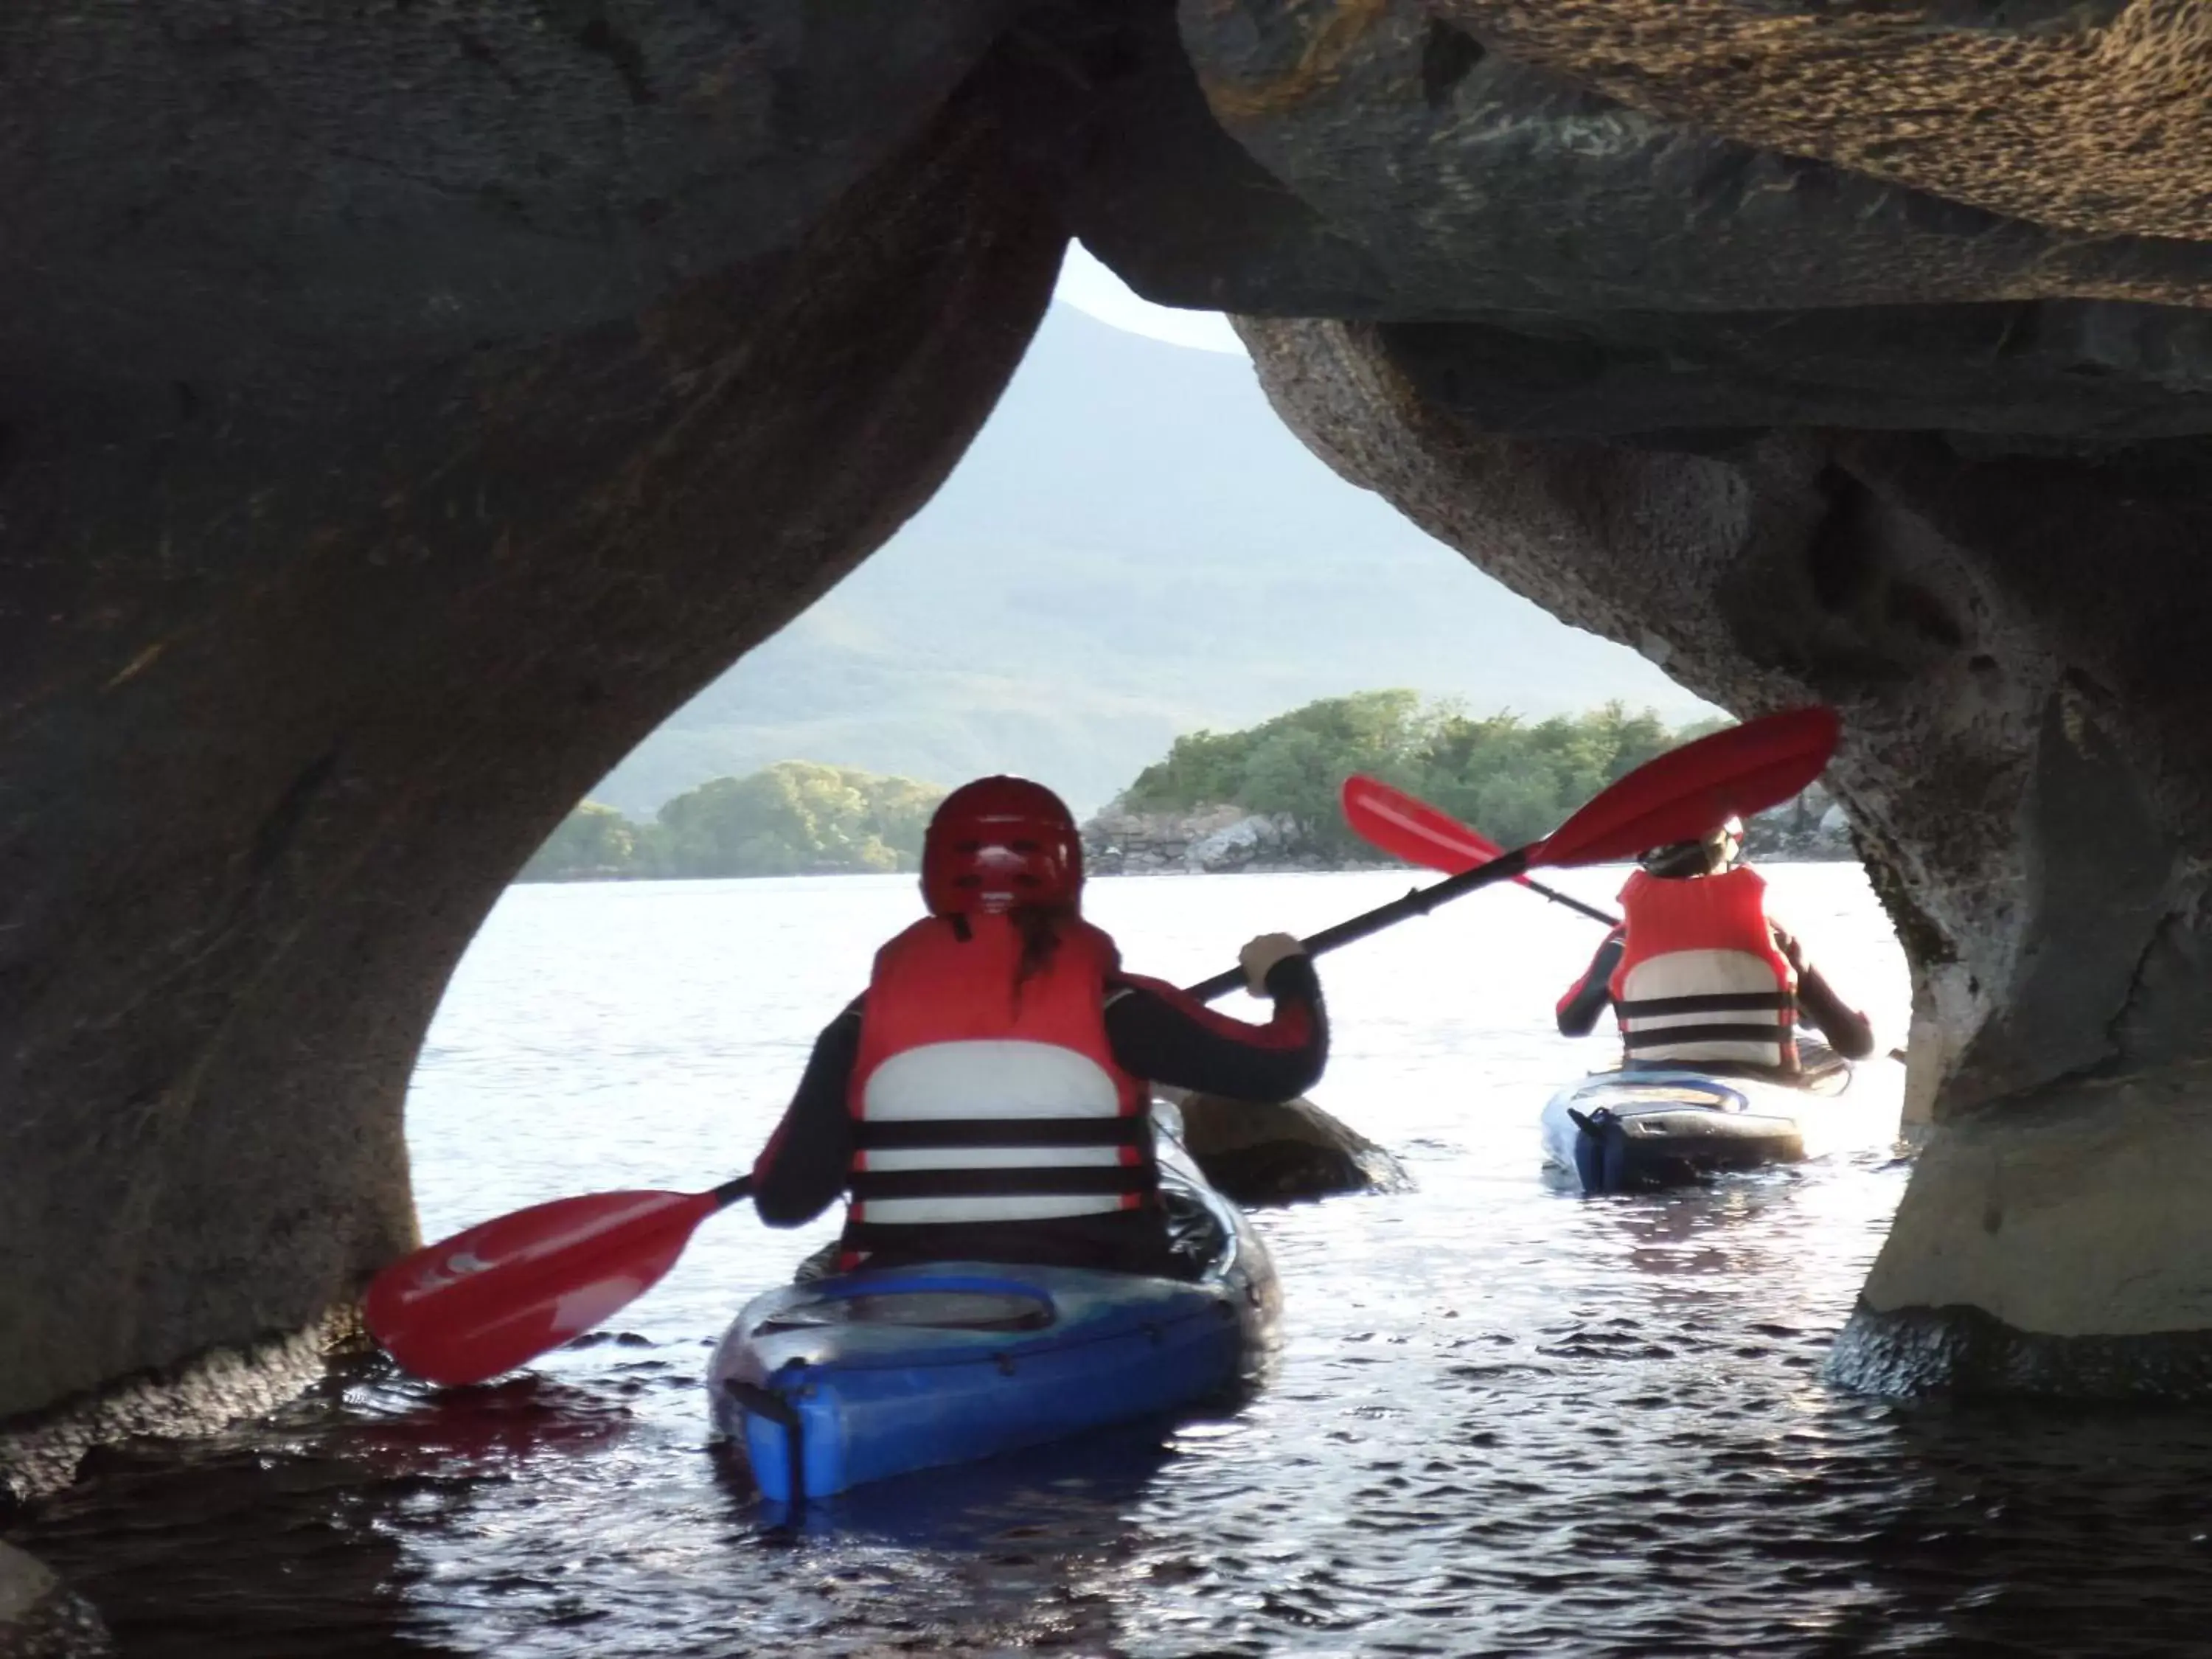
[1,1314,352,1506]
[1161,1088,1411,1206]
[0,1544,111,1658]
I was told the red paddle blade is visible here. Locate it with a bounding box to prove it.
[1340,775,1512,877]
[1531,706,1840,869]
[364,1188,718,1386]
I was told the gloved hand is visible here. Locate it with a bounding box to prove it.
[1239,932,1307,997]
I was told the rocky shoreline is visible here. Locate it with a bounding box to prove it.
[1082,784,1855,876]
[1082,804,1391,876]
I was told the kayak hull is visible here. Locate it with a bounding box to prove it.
[707,1129,1278,1503]
[1540,1062,1850,1194]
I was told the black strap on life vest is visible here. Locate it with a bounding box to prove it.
[852,1116,1151,1152]
[1617,990,1796,1055]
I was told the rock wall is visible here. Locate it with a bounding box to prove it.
[1144,0,2212,1396]
[1231,317,2212,1397]
[1742,785,1854,863]
[0,11,1062,1461]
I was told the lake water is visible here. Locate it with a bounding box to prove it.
[22,867,2212,1656]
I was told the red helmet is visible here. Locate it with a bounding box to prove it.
[921,776,1083,916]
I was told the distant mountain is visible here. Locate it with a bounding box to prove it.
[590,302,1714,818]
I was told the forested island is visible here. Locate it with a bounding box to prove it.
[516,695,1841,883]
[1106,692,1716,860]
[518,762,943,881]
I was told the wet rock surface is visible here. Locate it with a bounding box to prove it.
[1831,1301,2212,1405]
[0,1544,111,1659]
[1162,1087,1411,1206]
[1831,1068,2212,1391]
[1743,784,1855,863]
[1,1315,355,1507]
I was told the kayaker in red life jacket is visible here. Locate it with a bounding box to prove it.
[748,776,1329,1276]
[1553,818,1874,1077]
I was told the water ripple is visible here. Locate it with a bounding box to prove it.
[14,870,2206,1655]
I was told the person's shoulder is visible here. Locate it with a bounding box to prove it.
[871,913,947,961]
[1056,915,1125,971]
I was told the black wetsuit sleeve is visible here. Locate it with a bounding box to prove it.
[1772,923,1876,1060]
[1104,956,1328,1102]
[1556,930,1625,1036]
[750,999,862,1228]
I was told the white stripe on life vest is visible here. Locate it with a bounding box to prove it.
[860,1194,1130,1225]
[1624,1007,1790,1031]
[861,1040,1121,1121]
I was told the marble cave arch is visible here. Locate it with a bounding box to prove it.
[8,0,2212,1492]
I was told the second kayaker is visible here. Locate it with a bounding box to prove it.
[748,774,1328,1276]
[1552,817,1874,1076]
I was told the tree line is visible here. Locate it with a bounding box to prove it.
[518,762,945,882]
[1112,692,1722,858]
[518,695,1722,882]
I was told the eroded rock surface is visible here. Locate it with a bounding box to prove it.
[1,7,1062,1436]
[1232,310,2212,1392]
[1742,785,1854,863]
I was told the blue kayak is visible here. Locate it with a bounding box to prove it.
[706,1124,1279,1503]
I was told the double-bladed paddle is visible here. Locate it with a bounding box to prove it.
[1182,706,1837,999]
[1340,776,1622,926]
[1338,725,1903,1062]
[366,706,1843,1385]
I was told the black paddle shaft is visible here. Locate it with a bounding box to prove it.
[1183,847,1533,1003]
[1520,877,1619,929]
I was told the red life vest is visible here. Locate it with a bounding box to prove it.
[1608,866,1798,1071]
[843,912,1154,1261]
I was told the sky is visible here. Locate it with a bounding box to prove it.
[1054,243,1246,355]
